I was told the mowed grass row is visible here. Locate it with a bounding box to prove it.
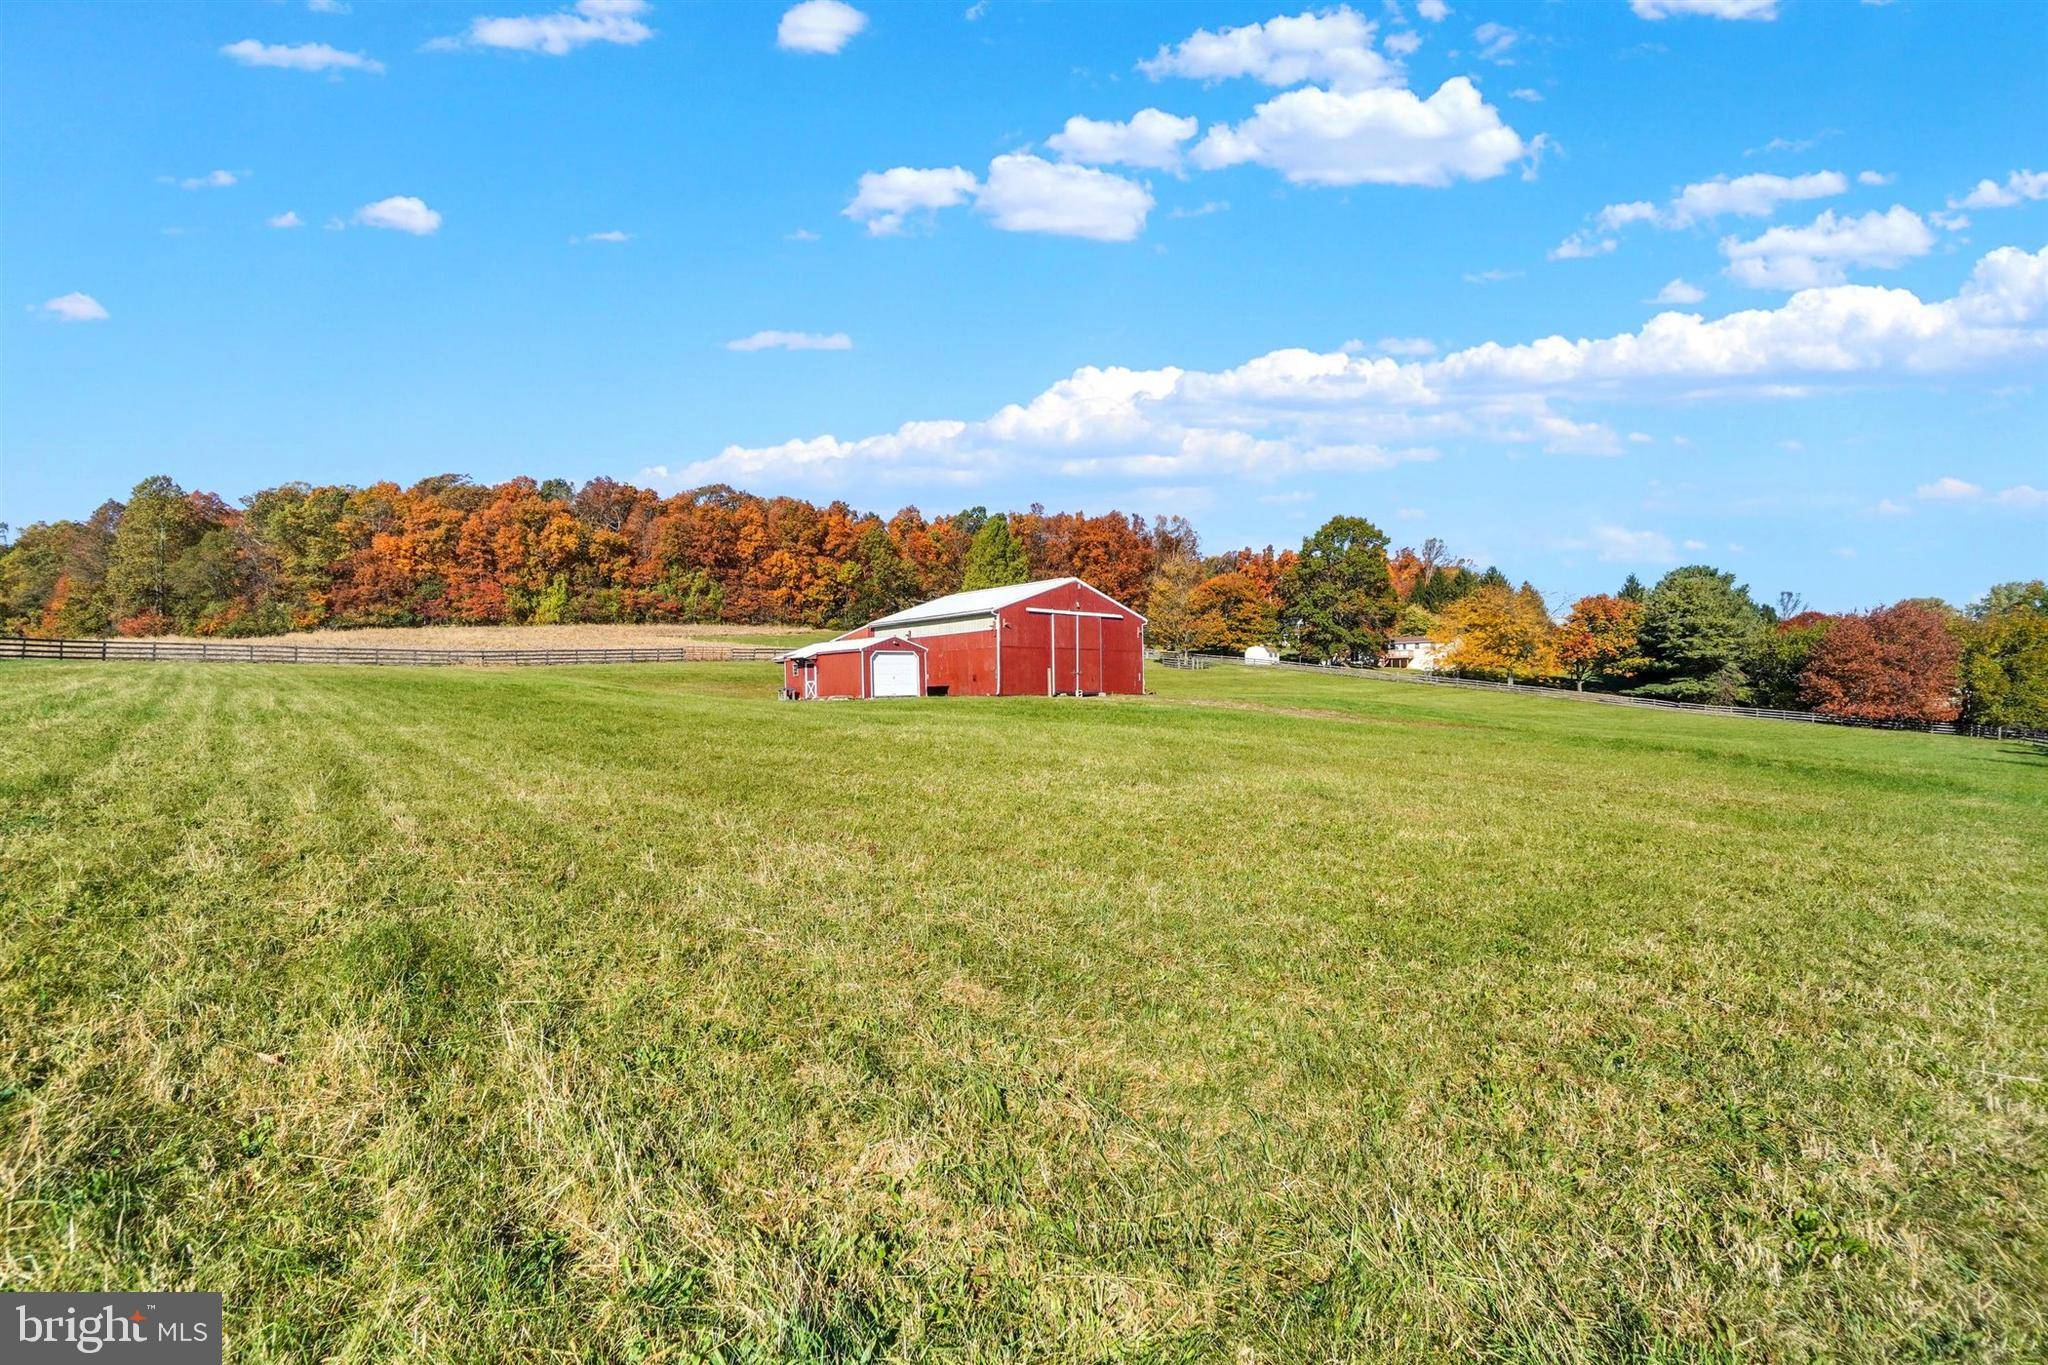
[1,661,2043,1362]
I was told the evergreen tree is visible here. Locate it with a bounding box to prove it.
[959,515,1030,591]
[1629,565,1766,703]
[1279,515,1398,662]
[1618,573,1646,603]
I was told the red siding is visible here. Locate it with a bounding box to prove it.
[783,635,928,700]
[784,580,1144,700]
[991,580,1145,697]
[816,650,865,698]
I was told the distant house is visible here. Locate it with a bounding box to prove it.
[1381,636,1447,671]
[780,577,1146,699]
[1244,645,1278,667]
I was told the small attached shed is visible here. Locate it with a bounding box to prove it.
[781,634,928,700]
[779,577,1146,699]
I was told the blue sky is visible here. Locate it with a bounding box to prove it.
[4,0,2043,610]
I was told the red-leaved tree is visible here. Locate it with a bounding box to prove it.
[1799,602,1962,722]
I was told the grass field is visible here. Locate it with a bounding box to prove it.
[2,661,2043,1361]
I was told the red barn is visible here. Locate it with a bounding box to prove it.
[781,577,1146,699]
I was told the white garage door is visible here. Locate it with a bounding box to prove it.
[870,651,920,698]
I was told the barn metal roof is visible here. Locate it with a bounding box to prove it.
[866,576,1145,630]
[779,634,922,661]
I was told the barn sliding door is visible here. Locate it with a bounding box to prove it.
[1079,614,1103,695]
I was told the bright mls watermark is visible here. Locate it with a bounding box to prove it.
[4,1295,220,1362]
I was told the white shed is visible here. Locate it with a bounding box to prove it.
[1244,645,1278,667]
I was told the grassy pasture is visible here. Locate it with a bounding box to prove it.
[1,660,2043,1362]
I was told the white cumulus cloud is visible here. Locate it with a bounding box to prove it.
[1047,109,1199,172]
[1550,233,1617,261]
[1721,205,1933,289]
[1953,169,2048,211]
[669,246,2048,492]
[1139,6,1400,92]
[354,195,443,235]
[843,166,979,235]
[777,0,867,54]
[1651,278,1706,305]
[1631,0,1777,19]
[1417,0,1449,21]
[1591,172,1848,240]
[434,0,653,55]
[1191,77,1525,188]
[1669,170,1847,224]
[725,330,853,352]
[220,39,384,73]
[266,211,304,229]
[976,154,1153,242]
[1915,475,1981,501]
[172,169,239,190]
[572,229,631,243]
[38,292,109,323]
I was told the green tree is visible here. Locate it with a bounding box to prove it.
[1629,565,1766,703]
[960,514,1030,592]
[838,526,923,626]
[106,476,207,629]
[1960,607,2048,727]
[1748,614,1834,710]
[1280,515,1397,663]
[1411,563,1473,612]
[241,483,352,628]
[1970,580,2048,620]
[1618,573,1646,603]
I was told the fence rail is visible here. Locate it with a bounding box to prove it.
[0,636,788,668]
[1155,651,2048,744]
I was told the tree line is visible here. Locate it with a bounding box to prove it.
[1144,517,2045,729]
[0,473,1211,639]
[3,474,2040,727]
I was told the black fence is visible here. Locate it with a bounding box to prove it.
[1152,651,2048,744]
[0,636,787,667]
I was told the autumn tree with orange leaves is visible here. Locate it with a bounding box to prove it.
[1556,594,1646,690]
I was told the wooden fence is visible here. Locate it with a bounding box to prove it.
[0,636,787,668]
[1154,651,2048,744]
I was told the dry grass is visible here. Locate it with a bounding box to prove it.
[125,622,830,650]
[1,660,2042,1362]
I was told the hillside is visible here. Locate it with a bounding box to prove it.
[2,661,2042,1360]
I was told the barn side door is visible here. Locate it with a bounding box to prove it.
[1079,614,1104,695]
